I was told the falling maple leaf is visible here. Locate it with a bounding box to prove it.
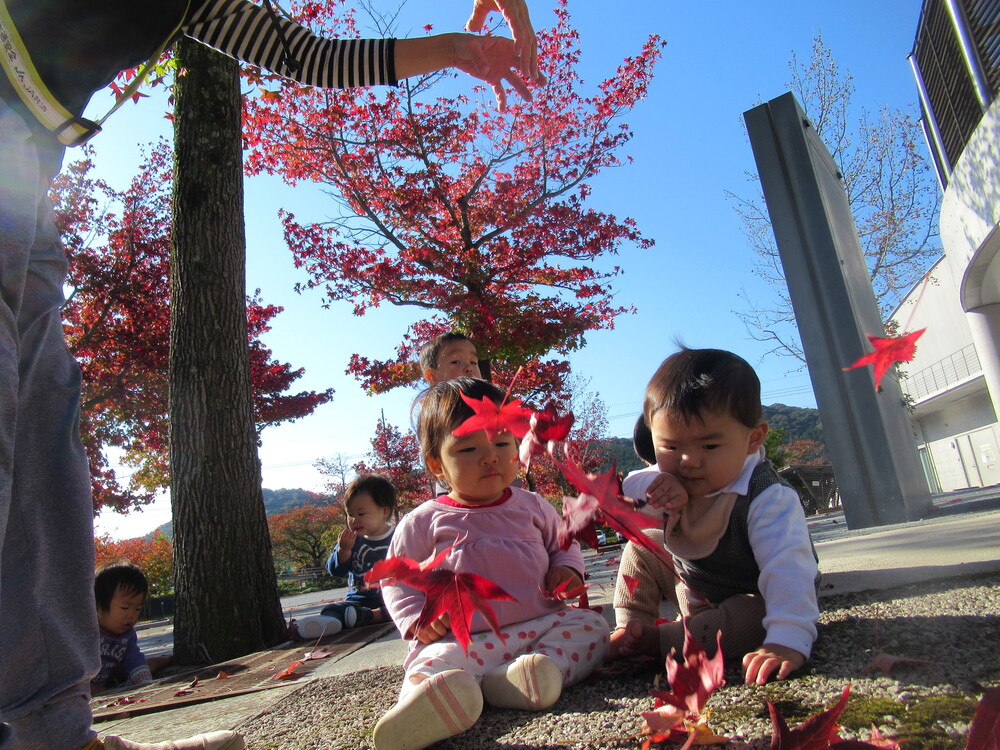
[519,400,575,469]
[365,541,517,655]
[641,622,726,749]
[451,392,533,440]
[843,329,925,391]
[967,685,1000,750]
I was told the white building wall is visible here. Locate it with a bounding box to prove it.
[892,99,1000,493]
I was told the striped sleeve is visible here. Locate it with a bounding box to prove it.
[183,0,396,88]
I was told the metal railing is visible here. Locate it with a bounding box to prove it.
[901,343,982,400]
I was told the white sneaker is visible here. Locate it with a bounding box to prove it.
[481,653,563,711]
[373,670,482,750]
[296,615,343,639]
[102,730,245,749]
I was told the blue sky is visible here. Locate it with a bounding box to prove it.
[89,0,929,538]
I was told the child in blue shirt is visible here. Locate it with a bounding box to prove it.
[296,475,397,637]
[91,563,170,694]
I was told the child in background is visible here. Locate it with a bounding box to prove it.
[420,331,483,384]
[91,563,171,694]
[609,348,819,686]
[373,378,608,750]
[295,475,397,638]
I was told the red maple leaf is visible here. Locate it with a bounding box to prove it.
[641,622,726,748]
[555,456,683,581]
[451,392,533,440]
[843,329,925,391]
[541,578,588,601]
[519,400,575,469]
[769,685,847,749]
[365,542,517,655]
[967,685,1000,750]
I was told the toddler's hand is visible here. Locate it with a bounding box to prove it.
[742,643,805,685]
[339,526,358,551]
[544,565,583,600]
[645,473,688,516]
[414,614,451,644]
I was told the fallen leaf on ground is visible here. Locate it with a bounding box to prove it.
[641,622,726,749]
[862,652,932,675]
[273,660,304,681]
[967,685,1000,750]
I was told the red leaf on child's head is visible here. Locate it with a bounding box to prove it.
[842,329,925,391]
[452,392,532,440]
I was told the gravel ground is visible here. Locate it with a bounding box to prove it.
[238,569,1000,749]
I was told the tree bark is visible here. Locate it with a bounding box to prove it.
[170,37,287,664]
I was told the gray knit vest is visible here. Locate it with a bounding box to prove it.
[675,460,807,604]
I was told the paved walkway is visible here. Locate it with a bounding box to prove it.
[97,490,1000,745]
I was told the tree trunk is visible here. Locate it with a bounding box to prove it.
[170,38,287,664]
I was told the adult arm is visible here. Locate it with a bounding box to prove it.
[185,0,534,107]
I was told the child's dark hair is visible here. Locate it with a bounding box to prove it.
[419,331,474,372]
[344,474,397,512]
[632,414,655,465]
[418,377,506,467]
[644,347,762,428]
[94,563,149,611]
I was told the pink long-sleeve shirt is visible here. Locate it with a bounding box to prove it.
[382,487,585,641]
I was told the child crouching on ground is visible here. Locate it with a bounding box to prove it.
[92,563,171,694]
[373,378,609,750]
[609,347,819,685]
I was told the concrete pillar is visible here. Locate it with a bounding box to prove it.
[966,304,1000,415]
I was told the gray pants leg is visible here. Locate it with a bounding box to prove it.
[0,96,99,750]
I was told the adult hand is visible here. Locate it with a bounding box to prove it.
[465,0,543,84]
[742,643,806,685]
[453,34,533,112]
[414,613,452,644]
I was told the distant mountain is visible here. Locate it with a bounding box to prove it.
[150,487,334,540]
[762,403,824,444]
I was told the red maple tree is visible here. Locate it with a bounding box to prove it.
[242,0,662,397]
[94,531,174,597]
[346,417,430,512]
[51,142,334,514]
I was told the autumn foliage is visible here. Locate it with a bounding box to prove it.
[51,142,334,514]
[268,503,344,572]
[94,531,174,597]
[243,0,662,397]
